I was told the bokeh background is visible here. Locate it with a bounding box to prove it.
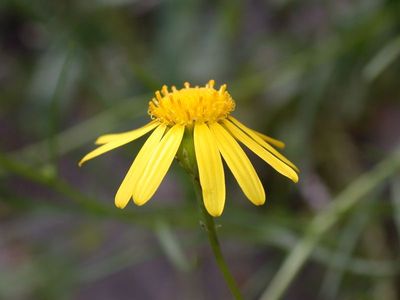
[1,0,400,299]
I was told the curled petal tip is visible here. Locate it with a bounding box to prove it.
[132,197,146,206]
[207,208,223,217]
[115,198,126,209]
[253,196,266,206]
[291,173,299,183]
[115,203,126,209]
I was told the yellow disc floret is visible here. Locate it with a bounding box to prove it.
[148,80,236,126]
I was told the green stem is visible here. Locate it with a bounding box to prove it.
[192,179,244,300]
[177,129,244,299]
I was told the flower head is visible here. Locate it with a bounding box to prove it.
[79,80,299,216]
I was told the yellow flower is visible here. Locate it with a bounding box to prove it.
[79,80,299,216]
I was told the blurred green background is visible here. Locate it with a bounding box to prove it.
[1,0,400,299]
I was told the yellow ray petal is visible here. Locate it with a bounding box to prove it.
[79,122,157,166]
[95,121,158,145]
[252,130,285,149]
[114,124,166,209]
[194,123,225,217]
[132,124,185,205]
[209,122,265,206]
[228,116,299,172]
[223,120,298,183]
[79,121,158,166]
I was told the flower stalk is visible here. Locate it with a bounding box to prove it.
[193,180,244,300]
[177,130,244,300]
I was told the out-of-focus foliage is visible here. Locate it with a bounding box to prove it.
[1,0,400,299]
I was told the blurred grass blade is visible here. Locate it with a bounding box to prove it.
[155,220,191,272]
[391,175,400,238]
[48,43,75,174]
[260,145,400,300]
[363,35,400,81]
[79,239,159,283]
[0,151,198,227]
[319,197,373,300]
[9,94,149,169]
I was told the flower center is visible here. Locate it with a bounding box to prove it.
[148,80,235,126]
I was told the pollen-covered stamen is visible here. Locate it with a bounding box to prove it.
[161,85,169,96]
[148,80,236,126]
[206,79,215,88]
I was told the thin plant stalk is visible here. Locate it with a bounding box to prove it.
[177,129,243,299]
[192,178,244,300]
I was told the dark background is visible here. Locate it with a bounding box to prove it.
[1,0,400,299]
